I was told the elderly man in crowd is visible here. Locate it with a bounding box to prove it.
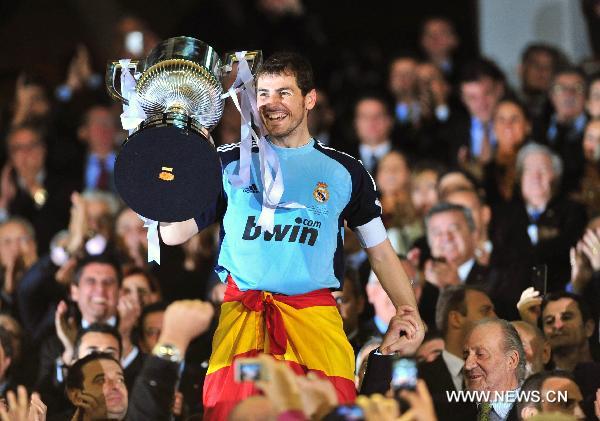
[463,318,526,421]
[420,284,496,420]
[491,143,586,292]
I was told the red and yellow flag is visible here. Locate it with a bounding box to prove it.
[203,277,356,420]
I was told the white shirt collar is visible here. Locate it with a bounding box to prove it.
[359,141,392,160]
[457,258,476,282]
[442,349,464,391]
[121,346,139,368]
[491,387,520,419]
[81,315,117,329]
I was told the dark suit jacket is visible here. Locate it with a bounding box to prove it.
[6,172,78,254]
[418,260,503,328]
[419,354,478,421]
[490,196,587,292]
[360,351,478,421]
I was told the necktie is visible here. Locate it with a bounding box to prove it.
[478,402,492,421]
[479,122,492,164]
[96,157,109,191]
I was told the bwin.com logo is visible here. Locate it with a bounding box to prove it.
[242,216,321,245]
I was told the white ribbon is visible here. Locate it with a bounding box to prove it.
[115,59,159,264]
[138,215,160,264]
[222,52,305,233]
[118,59,147,134]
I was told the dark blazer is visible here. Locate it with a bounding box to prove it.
[419,354,478,421]
[360,351,478,421]
[490,196,587,292]
[418,260,494,329]
[6,172,78,254]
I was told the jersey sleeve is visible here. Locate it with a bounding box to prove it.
[342,163,386,248]
[193,188,227,231]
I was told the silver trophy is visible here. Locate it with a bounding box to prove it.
[106,37,261,222]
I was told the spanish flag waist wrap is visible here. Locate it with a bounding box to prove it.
[202,275,356,420]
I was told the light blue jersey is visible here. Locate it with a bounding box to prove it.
[195,139,382,295]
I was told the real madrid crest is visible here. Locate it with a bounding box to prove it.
[313,182,330,203]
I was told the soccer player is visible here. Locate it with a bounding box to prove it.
[159,52,424,420]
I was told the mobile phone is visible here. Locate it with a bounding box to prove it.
[531,264,547,295]
[391,357,417,391]
[234,358,265,382]
[125,31,144,56]
[329,405,365,420]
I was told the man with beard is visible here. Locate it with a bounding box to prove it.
[159,52,424,420]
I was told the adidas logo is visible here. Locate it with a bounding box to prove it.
[243,184,259,194]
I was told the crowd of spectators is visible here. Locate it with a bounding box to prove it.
[0,4,599,421]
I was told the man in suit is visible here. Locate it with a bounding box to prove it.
[534,67,588,194]
[464,318,525,421]
[76,104,120,193]
[491,144,587,293]
[418,202,492,324]
[443,58,505,167]
[0,124,77,253]
[347,94,395,174]
[419,284,496,420]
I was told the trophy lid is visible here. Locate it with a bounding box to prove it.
[114,125,222,222]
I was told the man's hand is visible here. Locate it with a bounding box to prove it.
[55,301,78,364]
[356,394,399,421]
[570,244,592,294]
[157,300,214,355]
[117,295,141,338]
[580,229,600,271]
[424,259,460,288]
[66,192,88,256]
[253,354,302,414]
[400,379,438,421]
[0,386,47,421]
[295,372,338,419]
[516,287,542,325]
[0,164,16,210]
[380,305,424,356]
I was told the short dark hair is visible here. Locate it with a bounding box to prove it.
[493,97,532,123]
[255,52,314,96]
[140,301,168,328]
[73,254,122,286]
[540,291,594,328]
[425,202,476,233]
[517,370,576,414]
[0,327,14,360]
[342,267,365,300]
[74,323,123,360]
[122,265,161,294]
[66,352,121,391]
[459,57,505,85]
[551,66,587,86]
[353,92,394,118]
[521,43,568,68]
[5,123,46,151]
[435,285,486,337]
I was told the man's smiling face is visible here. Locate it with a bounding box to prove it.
[256,72,313,140]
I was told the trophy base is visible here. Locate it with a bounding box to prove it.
[115,123,222,222]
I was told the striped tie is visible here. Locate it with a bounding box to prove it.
[478,402,492,421]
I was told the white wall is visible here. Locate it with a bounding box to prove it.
[479,0,592,89]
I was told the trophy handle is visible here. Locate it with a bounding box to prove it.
[105,60,140,105]
[222,51,263,75]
